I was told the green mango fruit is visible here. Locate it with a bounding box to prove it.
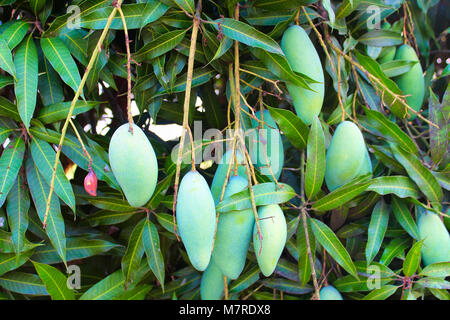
[418,211,450,266]
[250,110,284,180]
[108,123,158,207]
[325,121,371,191]
[200,260,225,300]
[253,204,287,277]
[393,44,424,118]
[319,285,343,300]
[212,175,254,279]
[210,149,247,205]
[176,170,216,271]
[281,25,324,125]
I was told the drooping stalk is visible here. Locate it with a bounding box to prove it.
[42,0,124,228]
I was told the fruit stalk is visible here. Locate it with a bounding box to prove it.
[42,0,124,228]
[117,5,134,133]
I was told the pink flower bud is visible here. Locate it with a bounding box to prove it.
[84,168,97,196]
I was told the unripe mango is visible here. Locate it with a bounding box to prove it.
[253,204,287,277]
[210,149,247,205]
[319,285,343,300]
[281,25,324,125]
[325,121,371,191]
[250,110,284,180]
[108,123,158,207]
[418,211,450,266]
[200,260,225,300]
[212,175,254,279]
[393,45,424,118]
[377,22,396,64]
[176,170,216,271]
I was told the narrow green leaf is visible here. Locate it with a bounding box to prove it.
[0,138,25,207]
[391,196,420,240]
[365,199,389,264]
[305,116,325,199]
[143,219,165,291]
[14,34,38,129]
[122,219,146,288]
[381,59,418,78]
[266,106,309,150]
[173,0,194,14]
[37,101,99,124]
[141,0,169,26]
[213,18,284,55]
[403,240,424,277]
[310,218,358,279]
[2,20,29,49]
[358,30,403,47]
[367,176,421,199]
[297,216,315,286]
[134,29,188,62]
[362,285,398,300]
[0,272,48,295]
[6,175,30,255]
[40,37,82,94]
[379,237,410,266]
[216,182,296,212]
[0,35,15,77]
[32,261,75,300]
[30,138,76,212]
[420,262,450,278]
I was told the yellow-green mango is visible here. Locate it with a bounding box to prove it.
[176,170,216,271]
[324,121,371,191]
[212,175,254,279]
[250,110,284,180]
[319,285,343,300]
[200,260,225,300]
[108,123,158,207]
[418,211,450,266]
[253,204,287,277]
[281,25,324,125]
[393,44,424,118]
[210,149,247,205]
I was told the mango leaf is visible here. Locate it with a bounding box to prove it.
[381,59,418,78]
[358,30,403,47]
[365,199,389,265]
[216,182,296,212]
[38,56,64,106]
[0,138,25,207]
[30,138,76,212]
[365,109,418,155]
[297,216,315,286]
[80,3,148,30]
[134,29,188,63]
[37,101,99,124]
[390,143,443,205]
[6,175,30,255]
[154,67,215,96]
[122,219,146,288]
[251,48,313,90]
[267,106,309,150]
[367,176,420,199]
[0,75,13,89]
[391,196,420,240]
[403,240,424,277]
[32,237,120,264]
[420,262,450,278]
[229,266,260,294]
[416,278,450,290]
[79,195,133,212]
[336,0,362,20]
[0,126,13,144]
[428,89,448,166]
[0,250,34,277]
[32,261,75,300]
[143,219,165,291]
[263,278,313,295]
[213,18,284,55]
[379,237,410,266]
[312,179,372,212]
[30,0,46,15]
[0,272,48,295]
[40,37,82,94]
[361,285,398,300]
[113,284,152,300]
[2,20,29,49]
[26,157,66,264]
[141,0,169,26]
[305,116,325,199]
[0,35,15,77]
[14,34,38,129]
[310,218,358,279]
[173,0,194,14]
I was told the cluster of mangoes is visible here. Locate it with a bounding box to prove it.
[104,22,448,301]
